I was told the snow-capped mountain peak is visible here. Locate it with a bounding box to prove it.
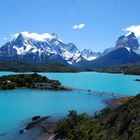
[116,32,139,50]
[0,31,140,68]
[81,49,101,61]
[0,32,87,65]
[101,32,140,56]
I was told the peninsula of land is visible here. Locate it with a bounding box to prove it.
[0,73,67,90]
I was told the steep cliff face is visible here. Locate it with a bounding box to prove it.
[116,32,139,51]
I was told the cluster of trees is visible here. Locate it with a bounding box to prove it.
[54,109,109,140]
[54,110,89,139]
[0,73,61,90]
[0,82,16,90]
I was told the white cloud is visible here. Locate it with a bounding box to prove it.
[12,32,55,41]
[124,25,140,37]
[72,23,85,29]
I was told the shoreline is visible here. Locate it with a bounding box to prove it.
[17,96,125,139]
[0,86,72,91]
[1,94,134,140]
[1,70,140,76]
[18,116,58,140]
[18,95,131,140]
[104,95,133,109]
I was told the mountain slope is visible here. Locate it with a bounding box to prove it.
[81,49,101,61]
[116,32,139,51]
[86,32,140,68]
[0,32,85,65]
[90,47,140,68]
[1,32,140,68]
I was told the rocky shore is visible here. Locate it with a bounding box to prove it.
[104,96,133,109]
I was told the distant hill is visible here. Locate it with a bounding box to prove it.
[0,61,80,72]
[92,62,140,75]
[1,60,140,75]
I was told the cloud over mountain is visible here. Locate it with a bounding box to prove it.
[124,25,140,38]
[12,32,56,41]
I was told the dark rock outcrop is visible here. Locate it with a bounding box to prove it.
[19,116,50,134]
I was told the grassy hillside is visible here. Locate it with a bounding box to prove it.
[0,61,80,72]
[55,94,140,140]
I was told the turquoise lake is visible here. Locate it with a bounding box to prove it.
[0,72,140,140]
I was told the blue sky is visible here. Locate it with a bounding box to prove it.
[0,0,140,52]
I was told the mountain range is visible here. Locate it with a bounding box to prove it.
[0,32,140,68]
[87,32,140,68]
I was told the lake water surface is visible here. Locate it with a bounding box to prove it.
[0,72,140,140]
